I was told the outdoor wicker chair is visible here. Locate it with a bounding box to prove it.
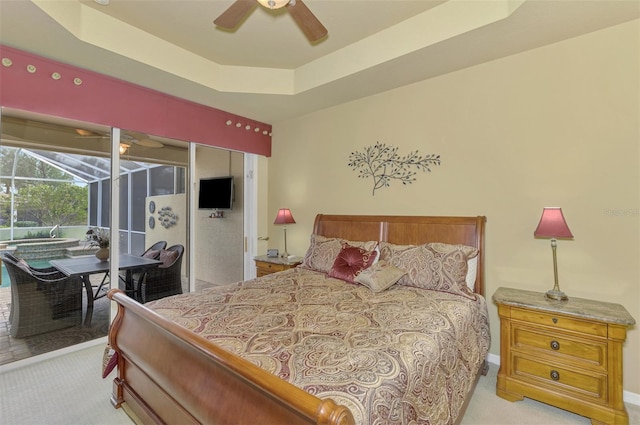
[2,253,83,338]
[3,253,69,325]
[138,244,184,303]
[117,240,167,300]
[3,252,65,278]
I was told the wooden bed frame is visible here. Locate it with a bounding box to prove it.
[107,214,487,425]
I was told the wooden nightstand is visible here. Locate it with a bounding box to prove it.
[254,255,302,277]
[493,287,635,425]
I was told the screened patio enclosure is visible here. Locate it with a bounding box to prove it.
[1,113,188,256]
[0,111,192,364]
[0,146,186,256]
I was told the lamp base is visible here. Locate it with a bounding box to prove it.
[545,289,568,301]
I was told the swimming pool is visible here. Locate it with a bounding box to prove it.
[0,238,81,260]
[0,238,85,287]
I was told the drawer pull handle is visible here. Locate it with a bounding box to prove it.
[552,317,558,324]
[550,370,560,381]
[550,340,560,350]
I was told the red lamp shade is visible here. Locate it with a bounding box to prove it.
[534,207,573,238]
[274,208,296,225]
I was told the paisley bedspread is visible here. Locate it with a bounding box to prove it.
[147,268,490,425]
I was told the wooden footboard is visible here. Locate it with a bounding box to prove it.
[107,289,355,425]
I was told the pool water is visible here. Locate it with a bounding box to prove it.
[0,260,54,288]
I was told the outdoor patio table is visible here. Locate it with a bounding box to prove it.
[50,254,161,325]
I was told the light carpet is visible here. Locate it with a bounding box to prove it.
[0,342,131,425]
[1,344,639,424]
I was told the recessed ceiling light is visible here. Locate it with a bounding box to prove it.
[94,0,110,5]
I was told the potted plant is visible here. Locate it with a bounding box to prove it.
[86,227,110,261]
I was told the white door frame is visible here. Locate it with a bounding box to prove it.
[243,154,258,280]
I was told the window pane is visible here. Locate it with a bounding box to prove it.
[119,173,129,230]
[118,230,129,253]
[100,179,110,227]
[131,170,147,232]
[130,232,146,256]
[150,166,174,195]
[89,181,98,226]
[176,167,186,194]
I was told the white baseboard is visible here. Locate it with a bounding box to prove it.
[485,353,640,407]
[487,353,500,366]
[624,390,640,406]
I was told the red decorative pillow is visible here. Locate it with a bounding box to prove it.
[300,234,378,274]
[102,345,119,378]
[328,243,378,284]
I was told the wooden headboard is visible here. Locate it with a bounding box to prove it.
[313,214,487,296]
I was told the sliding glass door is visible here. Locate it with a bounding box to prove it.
[0,108,252,366]
[0,110,113,363]
[0,110,192,364]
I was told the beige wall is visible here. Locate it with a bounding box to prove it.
[145,194,187,249]
[195,146,245,285]
[267,20,640,394]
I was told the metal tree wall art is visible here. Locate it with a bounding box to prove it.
[158,206,178,229]
[348,142,440,196]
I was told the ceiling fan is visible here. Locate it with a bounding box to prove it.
[214,0,327,43]
[75,129,164,149]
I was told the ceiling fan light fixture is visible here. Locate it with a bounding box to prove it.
[257,0,290,10]
[119,142,130,155]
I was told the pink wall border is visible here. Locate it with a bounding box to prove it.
[0,45,271,157]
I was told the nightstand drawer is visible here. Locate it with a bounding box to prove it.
[256,261,287,272]
[512,327,607,370]
[254,257,302,277]
[513,355,607,403]
[511,308,607,337]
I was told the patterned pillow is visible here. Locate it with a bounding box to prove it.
[379,241,478,299]
[328,243,377,284]
[354,260,406,292]
[300,234,378,274]
[428,242,479,290]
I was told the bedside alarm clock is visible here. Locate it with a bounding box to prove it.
[267,249,279,258]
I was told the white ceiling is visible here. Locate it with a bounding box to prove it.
[1,0,638,124]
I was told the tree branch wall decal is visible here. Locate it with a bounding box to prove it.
[348,142,440,196]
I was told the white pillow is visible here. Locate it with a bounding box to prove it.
[466,255,478,291]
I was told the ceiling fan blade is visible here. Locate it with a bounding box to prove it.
[214,0,256,29]
[135,138,164,148]
[287,0,327,42]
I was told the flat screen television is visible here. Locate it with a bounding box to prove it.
[198,176,234,210]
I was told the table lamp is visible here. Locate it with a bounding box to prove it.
[274,208,296,258]
[534,207,573,301]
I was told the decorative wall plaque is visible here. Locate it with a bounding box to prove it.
[348,142,440,195]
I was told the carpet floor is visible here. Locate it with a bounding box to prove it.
[2,343,639,425]
[0,342,130,425]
